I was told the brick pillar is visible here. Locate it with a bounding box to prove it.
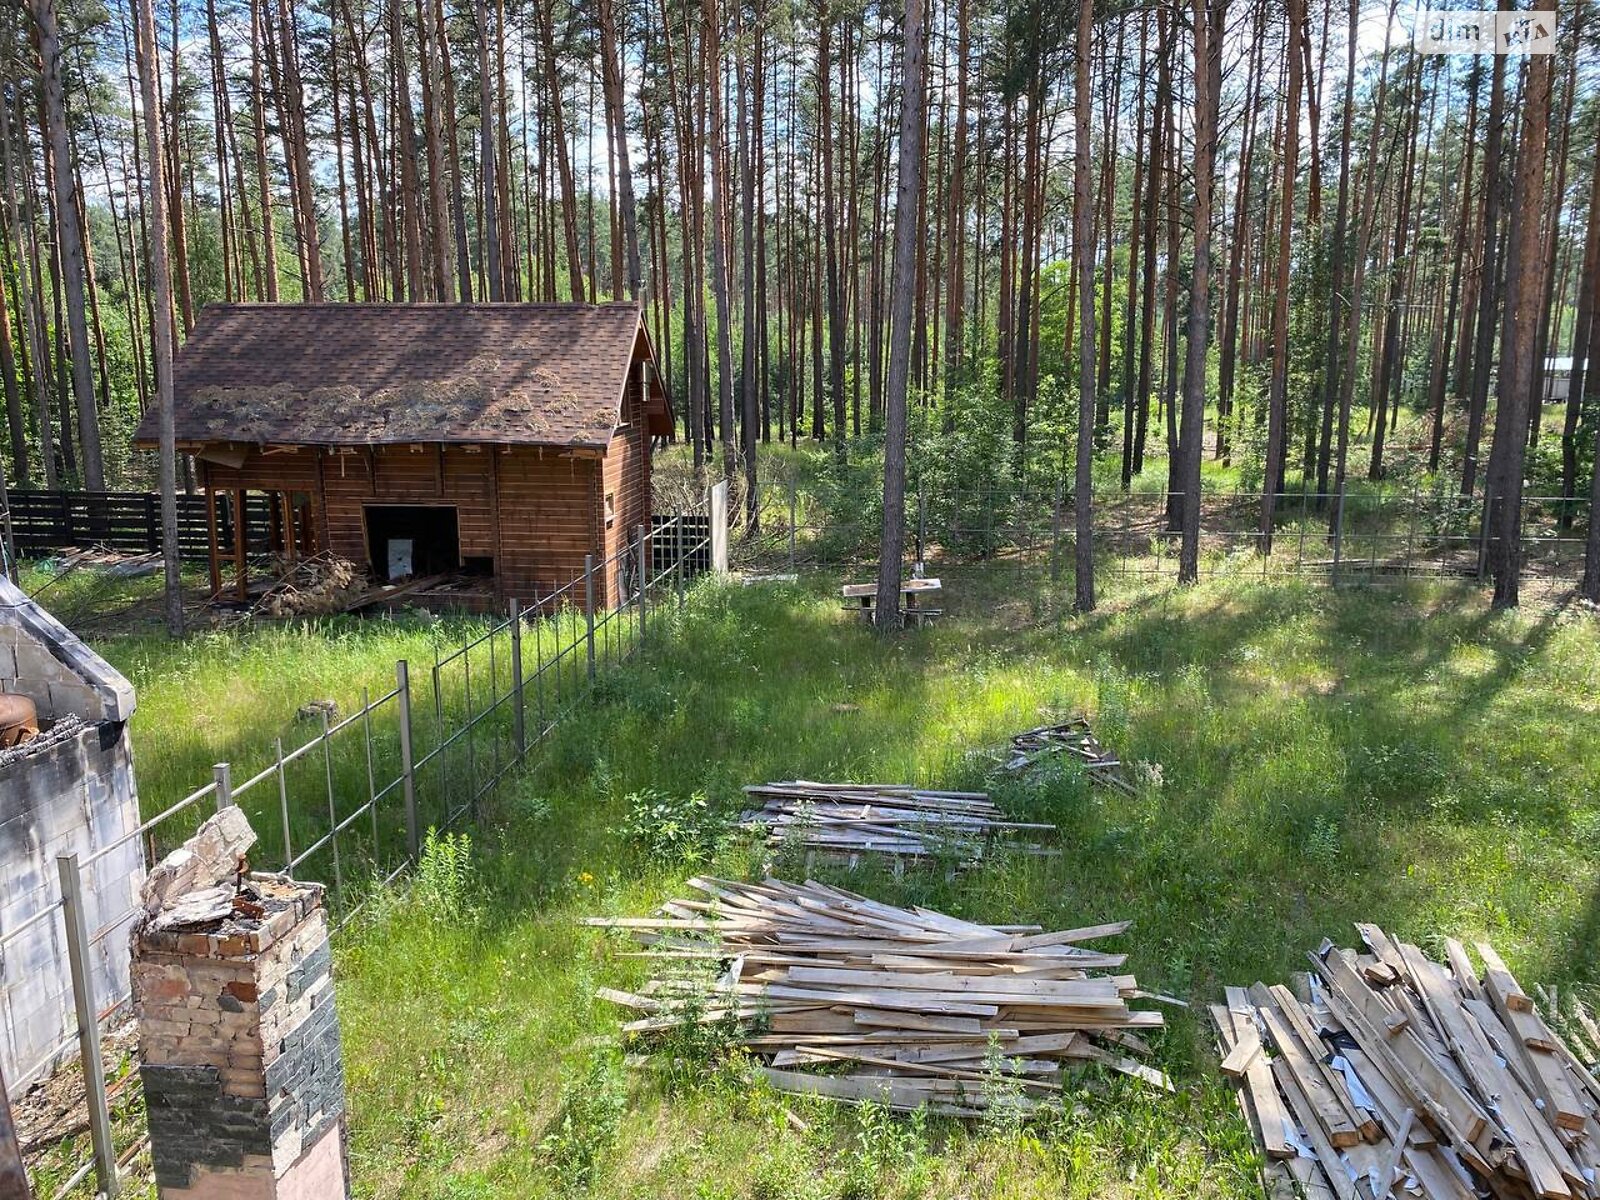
[132,874,349,1199]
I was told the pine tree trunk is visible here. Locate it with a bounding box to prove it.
[1330,20,1393,522]
[163,13,195,329]
[415,0,451,298]
[818,0,848,463]
[875,0,925,628]
[0,98,56,488]
[1462,30,1507,498]
[133,0,183,635]
[1485,49,1550,609]
[704,0,736,481]
[475,0,503,299]
[536,0,586,302]
[330,33,357,302]
[0,223,27,486]
[1368,59,1423,484]
[29,0,104,489]
[1562,116,1600,529]
[736,3,758,523]
[1218,3,1263,466]
[433,7,473,301]
[942,0,968,397]
[392,0,426,299]
[597,0,642,297]
[338,0,383,299]
[1315,0,1357,498]
[251,0,281,299]
[273,0,324,299]
[1583,425,1600,601]
[1178,0,1222,582]
[1094,17,1120,415]
[1133,8,1168,482]
[1073,0,1096,611]
[1429,60,1478,476]
[1260,0,1301,552]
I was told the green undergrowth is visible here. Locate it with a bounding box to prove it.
[328,572,1600,1198]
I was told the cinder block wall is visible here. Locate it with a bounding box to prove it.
[0,577,143,1095]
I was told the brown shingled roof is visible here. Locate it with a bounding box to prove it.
[134,302,665,449]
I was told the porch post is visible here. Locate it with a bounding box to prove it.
[232,489,248,600]
[205,488,222,598]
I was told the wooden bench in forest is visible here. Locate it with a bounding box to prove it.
[840,577,943,626]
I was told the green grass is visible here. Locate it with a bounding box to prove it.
[321,570,1600,1198]
[20,411,1593,1197]
[19,516,1600,1197]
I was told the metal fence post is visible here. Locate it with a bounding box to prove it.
[508,601,526,758]
[57,853,118,1196]
[1477,489,1493,582]
[1051,482,1063,583]
[675,530,685,612]
[275,738,292,869]
[710,481,730,573]
[214,761,234,810]
[788,474,798,571]
[396,659,419,863]
[533,611,547,738]
[320,709,343,904]
[1331,482,1347,587]
[584,554,597,681]
[635,525,649,644]
[917,490,927,564]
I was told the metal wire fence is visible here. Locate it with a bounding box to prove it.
[13,498,719,1199]
[733,475,1594,596]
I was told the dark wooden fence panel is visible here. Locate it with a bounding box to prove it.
[8,490,274,561]
[651,514,711,579]
[15,489,687,574]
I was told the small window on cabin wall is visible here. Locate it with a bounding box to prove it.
[605,491,617,528]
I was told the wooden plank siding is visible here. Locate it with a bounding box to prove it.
[191,397,650,609]
[495,446,606,602]
[599,372,653,606]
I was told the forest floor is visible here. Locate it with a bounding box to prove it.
[19,511,1600,1197]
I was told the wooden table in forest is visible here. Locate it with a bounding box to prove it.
[840,577,943,626]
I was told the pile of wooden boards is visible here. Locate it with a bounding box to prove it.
[256,554,367,616]
[1214,924,1600,1200]
[588,876,1170,1117]
[737,781,1057,864]
[1004,718,1135,795]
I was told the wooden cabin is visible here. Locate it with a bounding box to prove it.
[133,303,672,611]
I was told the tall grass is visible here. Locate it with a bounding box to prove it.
[329,572,1600,1198]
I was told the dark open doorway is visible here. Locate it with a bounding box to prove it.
[363,505,461,582]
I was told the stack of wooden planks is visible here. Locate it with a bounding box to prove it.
[1004,718,1135,795]
[588,876,1170,1117]
[1214,925,1600,1200]
[737,781,1058,863]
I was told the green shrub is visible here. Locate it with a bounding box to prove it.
[413,829,480,923]
[616,787,720,866]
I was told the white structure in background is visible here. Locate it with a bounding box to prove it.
[1544,357,1586,404]
[0,577,143,1095]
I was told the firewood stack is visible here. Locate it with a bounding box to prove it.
[588,877,1170,1117]
[737,781,1058,863]
[1214,925,1600,1200]
[1004,718,1136,795]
